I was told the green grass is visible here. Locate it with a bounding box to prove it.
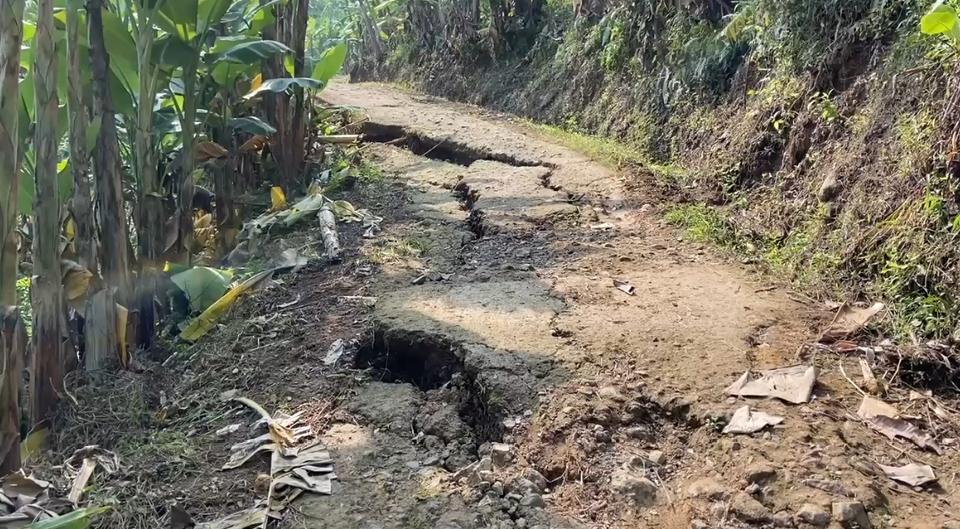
[664,204,736,246]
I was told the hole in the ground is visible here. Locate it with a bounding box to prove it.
[360,122,549,169]
[355,329,504,444]
[356,329,463,390]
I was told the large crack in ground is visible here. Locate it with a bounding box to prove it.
[306,83,960,529]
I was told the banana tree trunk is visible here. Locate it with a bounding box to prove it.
[0,308,24,474]
[357,0,383,60]
[67,0,95,272]
[0,0,24,474]
[88,0,132,305]
[0,0,24,308]
[32,0,63,423]
[260,0,295,193]
[290,0,309,189]
[135,11,161,350]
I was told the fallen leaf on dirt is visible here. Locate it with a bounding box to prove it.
[857,396,899,420]
[859,359,881,395]
[276,248,308,273]
[723,405,784,434]
[171,267,233,313]
[271,441,333,475]
[180,269,275,342]
[864,415,941,454]
[222,434,278,470]
[879,463,936,487]
[725,365,817,404]
[2,473,50,498]
[269,186,286,211]
[235,397,297,447]
[194,506,266,529]
[613,279,635,295]
[820,302,885,342]
[323,339,345,366]
[21,506,110,528]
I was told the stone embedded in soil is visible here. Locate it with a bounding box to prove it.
[744,462,777,485]
[853,485,887,511]
[610,470,658,508]
[804,478,852,497]
[508,477,540,496]
[598,386,626,402]
[519,494,545,508]
[687,478,730,501]
[491,443,515,467]
[796,504,831,526]
[522,468,548,493]
[943,522,960,529]
[832,501,871,529]
[772,511,794,527]
[730,492,771,523]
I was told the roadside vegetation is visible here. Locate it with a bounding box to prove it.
[346,0,960,341]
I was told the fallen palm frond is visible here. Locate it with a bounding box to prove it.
[179,397,334,527]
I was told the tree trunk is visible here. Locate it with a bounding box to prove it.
[289,0,309,189]
[88,0,132,305]
[0,307,23,473]
[33,0,63,424]
[67,0,95,273]
[135,12,161,351]
[0,0,24,307]
[358,0,384,60]
[260,0,295,193]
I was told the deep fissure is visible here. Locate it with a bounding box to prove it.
[354,329,503,444]
[360,122,551,169]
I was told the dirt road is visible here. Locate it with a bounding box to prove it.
[283,83,957,528]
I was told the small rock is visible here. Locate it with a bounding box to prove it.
[731,492,771,523]
[219,389,239,401]
[598,386,626,402]
[405,461,421,470]
[832,501,871,529]
[796,503,830,527]
[647,450,666,465]
[690,521,709,529]
[772,511,794,528]
[491,481,504,497]
[478,470,495,483]
[477,456,493,472]
[687,478,729,501]
[503,418,517,431]
[515,519,527,529]
[744,462,777,485]
[423,456,440,467]
[818,172,840,202]
[518,264,534,271]
[744,483,761,495]
[519,494,544,508]
[943,522,960,529]
[624,427,654,441]
[804,479,851,497]
[509,478,539,495]
[491,443,515,468]
[853,485,886,511]
[610,470,657,508]
[522,468,548,493]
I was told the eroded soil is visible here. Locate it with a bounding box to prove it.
[66,83,958,529]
